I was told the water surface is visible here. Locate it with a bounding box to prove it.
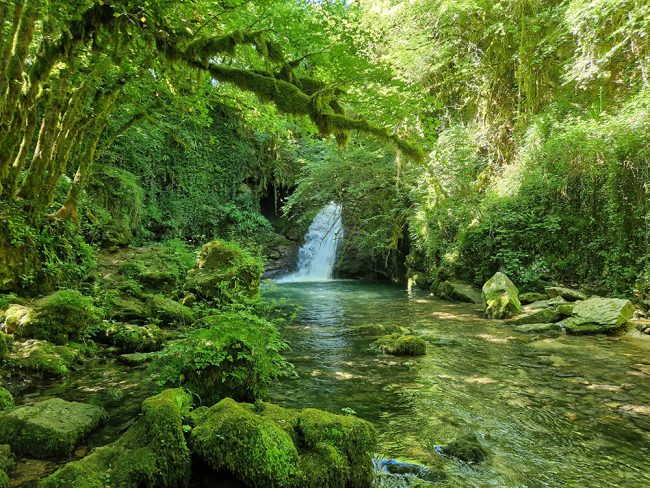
[267,281,650,487]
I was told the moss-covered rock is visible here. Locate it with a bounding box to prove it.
[513,323,563,334]
[5,340,80,377]
[189,399,377,488]
[0,444,14,474]
[519,292,548,304]
[117,352,156,366]
[373,334,427,356]
[0,469,7,488]
[507,307,561,326]
[87,322,164,353]
[4,290,97,344]
[40,389,191,487]
[563,297,635,335]
[144,294,194,326]
[190,398,301,487]
[0,389,12,412]
[0,333,12,359]
[554,301,576,316]
[348,324,409,336]
[442,432,489,464]
[105,294,148,323]
[545,286,587,302]
[482,272,523,319]
[0,398,105,458]
[436,281,482,304]
[184,240,263,303]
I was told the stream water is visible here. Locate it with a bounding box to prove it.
[266,281,650,488]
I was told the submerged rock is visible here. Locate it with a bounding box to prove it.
[348,324,409,336]
[3,290,97,344]
[190,398,377,488]
[436,281,482,304]
[40,389,191,487]
[373,334,427,356]
[0,398,106,458]
[562,297,635,335]
[513,323,563,334]
[442,432,489,464]
[545,286,587,302]
[482,272,523,319]
[380,459,446,483]
[5,339,80,377]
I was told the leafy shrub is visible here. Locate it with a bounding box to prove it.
[151,311,292,405]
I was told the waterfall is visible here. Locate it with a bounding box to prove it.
[276,203,343,283]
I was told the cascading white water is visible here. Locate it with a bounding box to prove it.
[276,203,343,283]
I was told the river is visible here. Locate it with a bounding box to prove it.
[267,280,650,487]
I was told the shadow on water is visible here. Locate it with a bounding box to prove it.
[266,281,650,487]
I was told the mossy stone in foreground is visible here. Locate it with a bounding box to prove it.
[189,399,377,488]
[0,388,12,412]
[40,389,191,488]
[5,290,97,344]
[0,398,106,458]
[373,334,427,356]
[563,297,635,335]
[442,432,489,464]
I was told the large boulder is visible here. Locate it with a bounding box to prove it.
[563,297,635,335]
[0,398,106,458]
[189,398,377,488]
[40,389,191,487]
[545,286,587,302]
[436,281,482,304]
[184,240,263,303]
[3,290,97,344]
[87,322,164,353]
[481,272,523,319]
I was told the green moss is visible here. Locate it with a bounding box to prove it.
[144,294,194,326]
[296,408,377,488]
[5,339,80,377]
[88,322,164,353]
[0,389,12,412]
[443,432,489,464]
[373,334,427,356]
[0,333,12,359]
[40,389,192,488]
[0,398,106,458]
[105,294,148,323]
[348,324,409,336]
[507,307,560,325]
[298,442,349,488]
[482,272,523,319]
[6,290,97,344]
[519,292,548,304]
[0,469,7,488]
[0,444,14,473]
[190,398,301,487]
[184,239,263,304]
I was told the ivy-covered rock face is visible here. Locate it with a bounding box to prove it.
[4,290,97,344]
[0,398,106,458]
[40,389,192,487]
[189,398,377,488]
[184,240,263,304]
[482,272,523,319]
[563,297,635,335]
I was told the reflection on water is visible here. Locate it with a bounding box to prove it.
[266,281,650,487]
